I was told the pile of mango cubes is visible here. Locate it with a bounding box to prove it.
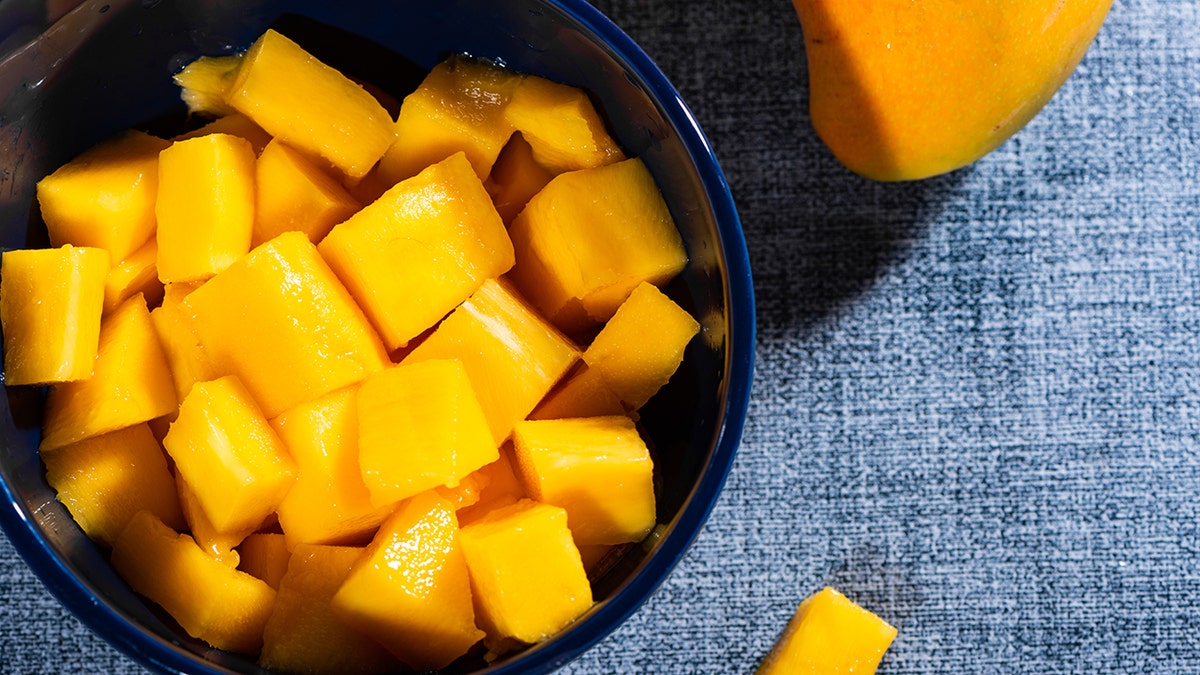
[0,28,702,672]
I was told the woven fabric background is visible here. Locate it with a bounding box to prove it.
[3,0,1200,672]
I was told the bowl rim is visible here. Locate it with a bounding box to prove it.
[0,0,756,673]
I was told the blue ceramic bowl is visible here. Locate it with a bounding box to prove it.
[0,0,754,672]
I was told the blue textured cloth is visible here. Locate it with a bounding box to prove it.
[4,0,1200,673]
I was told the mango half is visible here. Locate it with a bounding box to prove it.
[792,0,1113,181]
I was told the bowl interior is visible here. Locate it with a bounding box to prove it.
[0,0,754,672]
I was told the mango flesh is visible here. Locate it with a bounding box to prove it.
[792,0,1113,181]
[757,587,898,675]
[331,491,485,670]
[0,245,110,386]
[503,74,626,174]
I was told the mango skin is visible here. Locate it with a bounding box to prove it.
[792,0,1113,181]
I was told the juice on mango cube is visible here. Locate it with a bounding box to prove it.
[40,293,177,452]
[163,375,295,542]
[36,130,169,262]
[757,587,898,675]
[457,499,593,645]
[227,29,394,180]
[331,492,484,671]
[0,245,109,386]
[583,281,700,410]
[379,55,523,184]
[182,230,389,419]
[270,386,385,549]
[512,415,656,546]
[253,138,359,246]
[155,133,256,284]
[508,157,688,333]
[260,544,401,675]
[403,277,579,445]
[111,510,276,655]
[503,74,626,174]
[318,151,514,350]
[42,423,183,548]
[356,359,498,509]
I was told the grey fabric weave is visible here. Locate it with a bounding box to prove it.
[4,0,1200,673]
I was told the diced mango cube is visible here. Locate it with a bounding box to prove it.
[41,293,177,452]
[227,29,395,180]
[238,533,291,589]
[508,157,688,332]
[149,283,215,403]
[379,55,523,184]
[512,416,656,545]
[457,499,592,644]
[528,363,627,420]
[331,492,484,670]
[757,587,898,675]
[0,245,109,385]
[318,151,514,350]
[259,544,401,674]
[103,238,163,315]
[503,75,626,174]
[175,113,273,155]
[583,281,700,409]
[36,130,169,262]
[403,278,579,444]
[356,360,497,509]
[270,386,385,549]
[155,133,256,283]
[111,510,276,654]
[173,54,242,117]
[484,132,555,224]
[254,138,359,246]
[42,423,183,547]
[163,375,295,542]
[182,231,389,419]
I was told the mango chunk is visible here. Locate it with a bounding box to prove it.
[270,386,385,549]
[182,231,389,419]
[173,54,242,117]
[111,510,276,655]
[175,113,273,155]
[455,444,527,526]
[254,138,360,246]
[757,587,897,675]
[103,238,163,315]
[36,130,169,262]
[484,132,555,224]
[331,492,484,670]
[260,544,401,675]
[403,278,579,444]
[508,157,687,332]
[148,282,214,403]
[583,281,700,410]
[356,360,497,509]
[512,416,656,546]
[318,151,514,350]
[163,375,296,542]
[379,55,523,184]
[42,423,183,548]
[238,533,291,589]
[226,29,395,180]
[457,499,592,644]
[528,363,627,421]
[155,133,256,283]
[503,75,626,174]
[41,293,177,452]
[0,245,109,386]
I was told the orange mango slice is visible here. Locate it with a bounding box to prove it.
[0,245,109,386]
[503,75,625,174]
[757,587,898,675]
[253,138,359,246]
[484,132,556,224]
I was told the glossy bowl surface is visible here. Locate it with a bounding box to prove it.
[0,0,755,672]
